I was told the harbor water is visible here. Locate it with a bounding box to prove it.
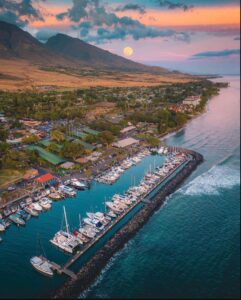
[0,76,240,299]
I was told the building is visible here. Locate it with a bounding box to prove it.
[120,125,136,134]
[112,137,139,148]
[183,96,201,107]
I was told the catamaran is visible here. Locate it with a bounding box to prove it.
[50,206,80,254]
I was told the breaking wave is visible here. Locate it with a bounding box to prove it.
[179,165,240,196]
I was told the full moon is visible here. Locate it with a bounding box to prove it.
[123,46,134,57]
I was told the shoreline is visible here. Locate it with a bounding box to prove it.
[51,148,203,299]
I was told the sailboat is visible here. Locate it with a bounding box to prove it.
[50,206,80,254]
[30,236,53,277]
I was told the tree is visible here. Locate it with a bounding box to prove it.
[50,130,65,143]
[47,143,58,153]
[0,125,8,141]
[98,131,115,147]
[60,141,85,160]
[22,134,40,144]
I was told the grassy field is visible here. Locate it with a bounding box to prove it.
[0,59,194,91]
[0,169,24,189]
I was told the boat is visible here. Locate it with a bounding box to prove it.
[87,212,109,226]
[39,198,51,210]
[30,256,53,277]
[83,218,104,230]
[32,202,43,212]
[9,214,25,226]
[24,205,39,217]
[0,222,5,232]
[50,206,80,254]
[16,210,31,221]
[48,192,62,201]
[69,179,86,190]
[105,202,123,214]
[107,211,117,219]
[79,226,96,239]
[73,230,89,243]
[58,185,76,197]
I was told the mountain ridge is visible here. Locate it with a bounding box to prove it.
[0,20,169,74]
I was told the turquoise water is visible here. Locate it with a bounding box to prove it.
[83,76,240,299]
[0,76,240,299]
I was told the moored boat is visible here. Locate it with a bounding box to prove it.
[30,256,53,277]
[9,214,25,226]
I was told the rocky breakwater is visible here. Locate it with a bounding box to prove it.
[52,149,204,299]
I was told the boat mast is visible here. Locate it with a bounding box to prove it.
[79,214,82,228]
[63,206,69,234]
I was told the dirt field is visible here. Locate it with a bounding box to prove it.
[0,59,194,91]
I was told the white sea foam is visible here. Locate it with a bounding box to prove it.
[179,165,240,196]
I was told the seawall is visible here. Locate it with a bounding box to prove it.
[51,149,204,299]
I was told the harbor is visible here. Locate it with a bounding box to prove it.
[0,148,169,298]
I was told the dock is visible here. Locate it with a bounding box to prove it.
[40,256,77,279]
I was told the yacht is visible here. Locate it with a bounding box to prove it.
[83,218,104,230]
[105,202,123,214]
[32,202,43,212]
[24,205,39,217]
[107,211,117,219]
[9,214,25,226]
[58,185,76,197]
[16,210,31,221]
[79,226,96,239]
[30,256,53,277]
[66,179,86,190]
[39,198,52,210]
[50,207,81,254]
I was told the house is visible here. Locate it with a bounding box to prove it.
[60,162,75,169]
[183,96,201,107]
[112,137,140,148]
[120,125,136,134]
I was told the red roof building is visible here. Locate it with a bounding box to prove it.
[36,173,55,184]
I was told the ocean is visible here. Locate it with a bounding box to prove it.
[0,76,239,299]
[83,76,240,299]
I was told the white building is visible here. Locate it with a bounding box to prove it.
[112,137,139,148]
[183,96,201,107]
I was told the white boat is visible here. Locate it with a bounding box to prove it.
[79,226,96,239]
[107,211,117,219]
[50,207,80,254]
[32,202,43,212]
[0,223,5,232]
[58,185,76,197]
[69,179,86,190]
[83,218,104,230]
[106,202,123,214]
[39,198,51,210]
[30,256,53,277]
[25,205,39,217]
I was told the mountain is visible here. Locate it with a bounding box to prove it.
[45,33,166,73]
[0,21,193,91]
[0,21,77,67]
[0,21,168,73]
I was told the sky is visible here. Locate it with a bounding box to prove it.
[0,0,240,74]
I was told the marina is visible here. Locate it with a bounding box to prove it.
[32,148,192,280]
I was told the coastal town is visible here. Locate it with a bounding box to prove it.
[0,77,227,282]
[0,79,227,204]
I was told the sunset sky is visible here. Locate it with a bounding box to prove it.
[0,0,240,74]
